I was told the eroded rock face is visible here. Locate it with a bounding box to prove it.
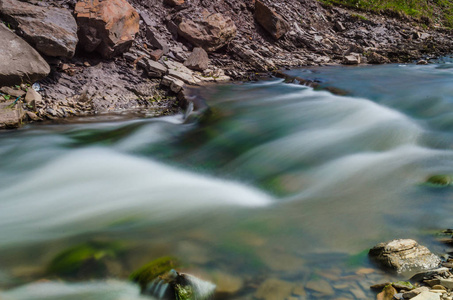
[75,0,139,58]
[369,239,441,273]
[178,11,237,52]
[0,0,78,58]
[0,23,50,86]
[254,0,289,40]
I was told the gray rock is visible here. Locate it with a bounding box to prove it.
[403,287,430,299]
[343,53,361,65]
[411,291,441,300]
[144,59,167,78]
[369,239,441,273]
[184,47,209,71]
[168,69,200,85]
[0,23,50,86]
[161,76,185,93]
[146,28,170,54]
[0,87,25,98]
[439,279,453,289]
[0,0,78,58]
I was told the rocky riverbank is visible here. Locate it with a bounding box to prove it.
[1,0,453,128]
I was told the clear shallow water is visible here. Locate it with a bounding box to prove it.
[1,63,453,299]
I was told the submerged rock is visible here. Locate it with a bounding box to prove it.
[130,256,181,291]
[47,241,124,279]
[369,239,441,273]
[424,175,452,187]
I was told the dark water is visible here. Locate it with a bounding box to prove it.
[1,62,453,299]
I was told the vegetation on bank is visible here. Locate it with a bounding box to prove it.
[320,0,453,28]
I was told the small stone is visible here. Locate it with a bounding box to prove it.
[356,268,375,275]
[184,47,209,71]
[334,21,346,32]
[25,89,42,103]
[417,60,428,65]
[403,287,430,299]
[305,279,334,296]
[161,76,185,93]
[432,285,447,291]
[84,62,91,67]
[150,49,164,61]
[439,279,453,290]
[255,278,294,300]
[0,87,25,98]
[144,59,167,78]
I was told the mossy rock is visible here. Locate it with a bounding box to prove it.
[425,175,453,187]
[47,241,123,279]
[130,256,181,290]
[175,283,194,300]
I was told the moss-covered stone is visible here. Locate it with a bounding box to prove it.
[47,241,123,278]
[130,256,181,290]
[175,283,194,300]
[425,175,452,187]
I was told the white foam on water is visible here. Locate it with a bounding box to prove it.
[0,280,151,300]
[0,149,272,247]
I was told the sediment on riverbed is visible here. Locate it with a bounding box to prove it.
[1,0,453,128]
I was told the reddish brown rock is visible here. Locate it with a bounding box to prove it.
[254,0,289,40]
[0,0,78,58]
[184,47,209,71]
[178,11,237,52]
[150,49,164,61]
[164,0,184,6]
[74,0,139,58]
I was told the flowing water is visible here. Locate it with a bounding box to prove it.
[1,61,453,299]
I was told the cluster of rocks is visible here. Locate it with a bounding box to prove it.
[369,235,453,300]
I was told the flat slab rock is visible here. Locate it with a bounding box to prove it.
[369,239,441,273]
[0,101,26,129]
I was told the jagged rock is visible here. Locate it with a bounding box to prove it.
[366,51,390,64]
[254,0,289,40]
[75,0,139,58]
[164,60,201,85]
[343,53,361,65]
[178,11,237,52]
[0,0,78,58]
[161,76,185,93]
[369,239,441,273]
[184,47,209,71]
[0,23,50,86]
[164,0,184,6]
[143,59,167,78]
[146,28,170,54]
[0,101,25,129]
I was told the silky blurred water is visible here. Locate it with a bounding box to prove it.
[1,62,453,299]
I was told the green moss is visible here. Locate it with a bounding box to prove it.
[425,174,452,187]
[130,256,181,290]
[47,241,122,277]
[175,284,194,300]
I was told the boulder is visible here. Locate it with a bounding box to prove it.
[254,0,289,40]
[0,23,50,86]
[74,0,139,58]
[369,239,441,273]
[366,51,390,64]
[178,11,237,52]
[0,101,26,129]
[343,53,361,65]
[184,47,209,71]
[0,0,78,58]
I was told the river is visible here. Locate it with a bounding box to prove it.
[1,61,453,299]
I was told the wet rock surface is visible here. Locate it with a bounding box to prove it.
[369,239,441,273]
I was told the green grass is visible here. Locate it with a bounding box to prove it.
[320,0,453,28]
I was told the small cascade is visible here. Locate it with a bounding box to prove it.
[144,270,215,300]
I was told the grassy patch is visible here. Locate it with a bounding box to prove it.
[320,0,453,28]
